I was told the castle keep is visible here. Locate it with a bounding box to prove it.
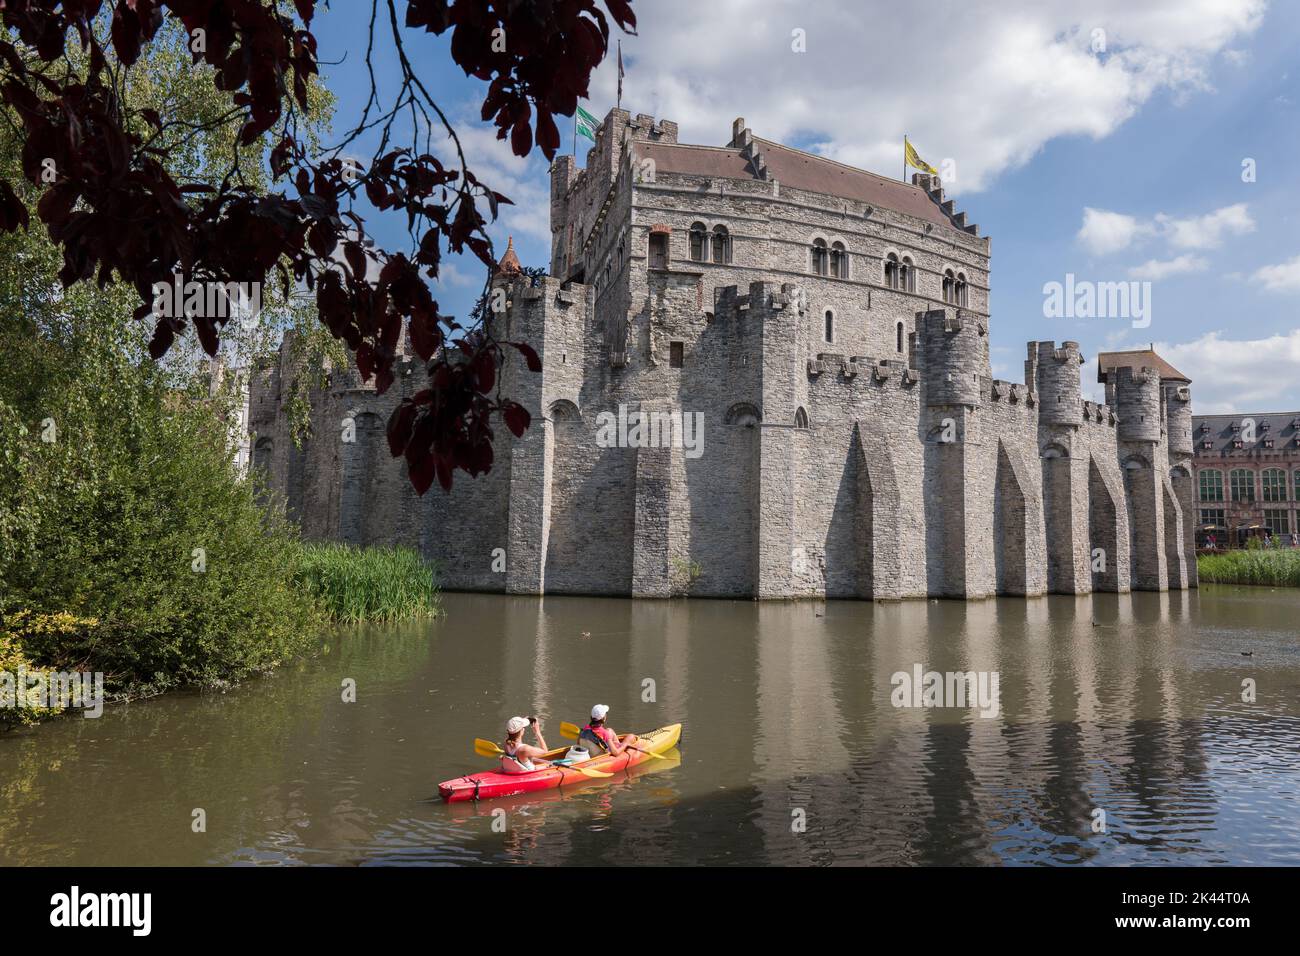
[249,108,1198,599]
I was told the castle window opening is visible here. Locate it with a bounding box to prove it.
[830,241,848,279]
[896,321,905,353]
[649,231,669,270]
[725,402,761,427]
[885,253,900,289]
[689,222,707,262]
[955,272,969,307]
[795,407,810,429]
[900,256,915,292]
[824,309,834,343]
[711,225,732,263]
[811,238,829,276]
[669,341,685,368]
[942,269,956,304]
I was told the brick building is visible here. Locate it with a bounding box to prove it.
[248,108,1199,599]
[1192,410,1300,548]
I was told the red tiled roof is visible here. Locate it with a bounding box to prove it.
[634,140,953,229]
[496,235,522,276]
[1096,349,1189,383]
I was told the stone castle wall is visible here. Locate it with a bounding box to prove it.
[247,109,1197,600]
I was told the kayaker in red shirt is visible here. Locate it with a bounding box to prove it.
[501,716,551,774]
[578,704,638,757]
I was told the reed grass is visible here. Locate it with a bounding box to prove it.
[291,543,441,622]
[1197,548,1300,588]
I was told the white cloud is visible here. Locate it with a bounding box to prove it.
[1155,329,1300,411]
[433,260,478,289]
[1079,208,1154,255]
[435,121,552,247]
[1127,254,1208,280]
[586,0,1264,192]
[1077,202,1254,257]
[1156,203,1255,249]
[1251,253,1300,292]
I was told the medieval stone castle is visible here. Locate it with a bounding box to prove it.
[248,108,1198,600]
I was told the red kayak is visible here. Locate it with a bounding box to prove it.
[438,723,682,802]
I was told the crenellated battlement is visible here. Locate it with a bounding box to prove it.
[911,172,980,237]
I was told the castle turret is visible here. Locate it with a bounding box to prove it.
[1029,341,1083,426]
[1165,383,1193,457]
[919,308,984,407]
[1111,366,1163,444]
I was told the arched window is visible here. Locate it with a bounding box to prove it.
[689,222,706,262]
[830,241,848,279]
[896,321,905,353]
[711,224,731,264]
[548,399,581,423]
[795,407,810,429]
[955,272,969,307]
[252,436,273,475]
[899,256,915,292]
[1262,467,1287,502]
[824,309,834,343]
[724,402,761,427]
[1198,468,1224,502]
[1230,468,1255,502]
[884,253,899,289]
[942,269,956,304]
[811,238,829,276]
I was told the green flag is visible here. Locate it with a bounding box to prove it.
[576,106,599,143]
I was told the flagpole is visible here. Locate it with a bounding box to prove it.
[617,40,622,112]
[573,110,577,158]
[902,133,906,183]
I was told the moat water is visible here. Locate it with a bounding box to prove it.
[3,586,1299,866]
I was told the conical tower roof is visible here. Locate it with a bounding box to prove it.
[496,236,522,276]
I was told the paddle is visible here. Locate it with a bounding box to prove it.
[472,738,613,778]
[559,721,669,760]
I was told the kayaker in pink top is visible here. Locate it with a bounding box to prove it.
[578,704,638,757]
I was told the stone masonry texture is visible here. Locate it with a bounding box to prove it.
[248,109,1197,600]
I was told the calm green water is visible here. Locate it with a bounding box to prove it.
[2,586,1298,866]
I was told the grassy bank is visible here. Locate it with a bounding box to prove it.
[1197,548,1300,587]
[291,543,440,623]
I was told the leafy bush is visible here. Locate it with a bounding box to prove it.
[291,543,440,624]
[0,317,321,702]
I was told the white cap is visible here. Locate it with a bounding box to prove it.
[591,704,609,721]
[506,716,530,734]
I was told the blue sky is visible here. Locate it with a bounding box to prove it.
[311,0,1299,413]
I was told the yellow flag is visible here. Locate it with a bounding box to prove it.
[905,137,937,176]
